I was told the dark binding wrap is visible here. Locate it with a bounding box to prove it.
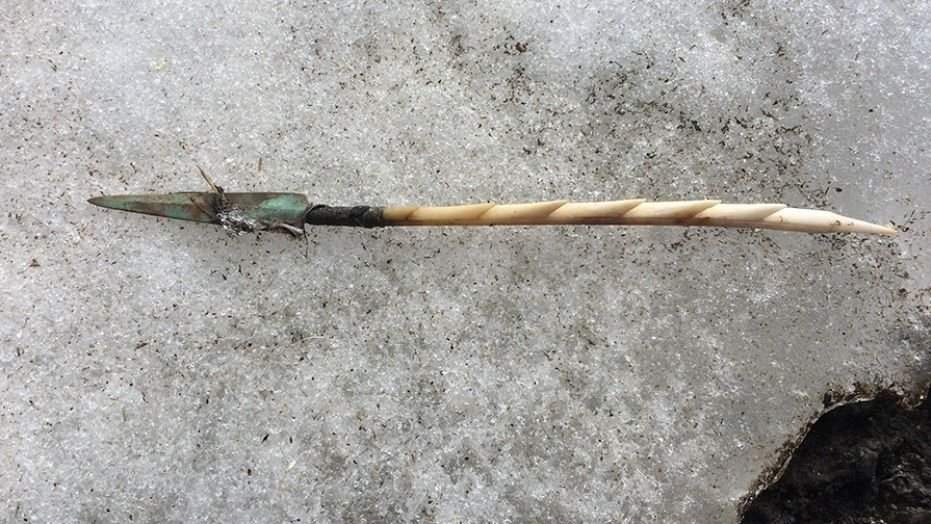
[303,205,386,228]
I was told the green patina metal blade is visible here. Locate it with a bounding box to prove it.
[88,192,310,229]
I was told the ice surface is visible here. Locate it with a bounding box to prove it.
[1,0,929,521]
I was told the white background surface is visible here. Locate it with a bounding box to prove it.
[2,1,929,521]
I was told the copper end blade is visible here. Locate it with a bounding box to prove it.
[88,192,310,229]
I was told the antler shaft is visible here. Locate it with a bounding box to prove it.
[366,199,894,235]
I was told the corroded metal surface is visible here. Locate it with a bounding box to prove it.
[88,192,310,230]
